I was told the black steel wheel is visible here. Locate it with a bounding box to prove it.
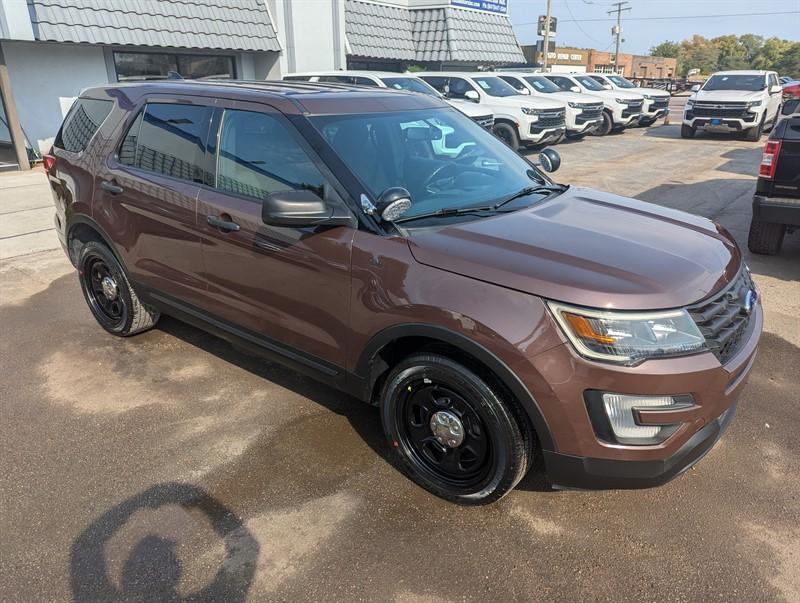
[78,241,159,336]
[381,353,532,505]
[590,110,613,136]
[493,122,521,150]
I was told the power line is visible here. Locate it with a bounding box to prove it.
[514,10,798,25]
[563,0,604,44]
[607,1,631,71]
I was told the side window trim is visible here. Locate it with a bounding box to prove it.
[113,97,214,186]
[203,99,361,226]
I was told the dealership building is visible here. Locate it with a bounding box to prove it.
[0,0,524,170]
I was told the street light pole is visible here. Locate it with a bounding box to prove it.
[607,1,631,73]
[542,0,552,71]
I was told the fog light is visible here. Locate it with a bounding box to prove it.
[602,394,675,439]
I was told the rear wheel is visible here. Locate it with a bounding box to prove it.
[380,354,532,505]
[591,111,613,136]
[78,241,159,336]
[747,219,785,255]
[680,124,695,139]
[745,116,764,141]
[493,122,520,150]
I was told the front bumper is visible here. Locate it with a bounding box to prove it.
[526,300,762,490]
[523,124,566,145]
[684,112,760,132]
[544,399,737,489]
[753,193,800,227]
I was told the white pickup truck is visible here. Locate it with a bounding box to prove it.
[283,71,494,131]
[495,72,605,140]
[682,70,783,141]
[543,73,645,135]
[587,73,671,126]
[417,72,568,149]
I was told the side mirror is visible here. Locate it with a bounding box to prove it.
[570,86,581,93]
[770,84,783,94]
[602,84,613,90]
[782,99,799,115]
[537,147,561,173]
[375,187,412,222]
[464,90,480,102]
[691,84,701,92]
[519,87,531,95]
[262,189,351,227]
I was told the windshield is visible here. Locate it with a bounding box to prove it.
[523,76,561,93]
[471,76,520,97]
[381,77,439,97]
[703,74,766,91]
[574,76,605,91]
[607,75,636,89]
[311,108,548,221]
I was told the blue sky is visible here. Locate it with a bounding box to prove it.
[508,0,800,55]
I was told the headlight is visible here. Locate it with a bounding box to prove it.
[614,97,629,104]
[567,101,580,108]
[747,100,762,108]
[686,99,694,108]
[547,301,707,365]
[520,107,539,116]
[642,94,653,100]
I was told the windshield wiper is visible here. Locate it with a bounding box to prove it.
[493,183,567,210]
[395,205,497,224]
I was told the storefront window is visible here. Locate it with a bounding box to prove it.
[113,52,236,82]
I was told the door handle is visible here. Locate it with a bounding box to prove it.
[100,180,123,195]
[207,214,240,232]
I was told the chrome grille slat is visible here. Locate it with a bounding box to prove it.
[687,268,755,364]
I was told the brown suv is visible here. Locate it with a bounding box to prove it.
[47,81,762,504]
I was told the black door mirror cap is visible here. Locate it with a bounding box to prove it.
[537,147,561,173]
[261,189,351,227]
[376,187,412,222]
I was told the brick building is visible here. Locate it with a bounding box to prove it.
[522,45,677,78]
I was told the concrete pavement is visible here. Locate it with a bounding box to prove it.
[0,168,60,260]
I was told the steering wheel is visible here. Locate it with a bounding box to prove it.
[424,163,499,194]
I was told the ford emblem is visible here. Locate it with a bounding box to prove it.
[742,289,758,315]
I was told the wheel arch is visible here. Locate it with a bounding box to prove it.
[67,215,124,269]
[354,323,555,452]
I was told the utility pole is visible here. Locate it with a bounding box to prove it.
[607,1,631,73]
[542,0,552,71]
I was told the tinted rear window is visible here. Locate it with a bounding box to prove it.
[54,98,113,153]
[118,102,211,183]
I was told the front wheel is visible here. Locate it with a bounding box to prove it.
[380,354,532,505]
[745,116,764,141]
[492,122,521,150]
[680,124,695,139]
[590,111,613,136]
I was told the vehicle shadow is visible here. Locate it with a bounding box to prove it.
[643,124,759,143]
[716,147,762,176]
[156,317,554,494]
[70,482,259,601]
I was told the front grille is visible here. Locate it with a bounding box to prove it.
[576,104,603,124]
[624,100,644,110]
[687,268,756,365]
[691,102,749,119]
[535,109,566,128]
[473,115,494,129]
[622,106,642,118]
[649,98,669,109]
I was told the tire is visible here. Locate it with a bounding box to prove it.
[380,353,532,505]
[78,241,159,336]
[680,124,695,139]
[493,122,520,150]
[747,219,785,255]
[764,108,779,133]
[590,111,613,136]
[745,116,764,141]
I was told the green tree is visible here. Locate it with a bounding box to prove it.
[775,42,800,78]
[752,37,792,71]
[681,35,720,76]
[716,35,749,70]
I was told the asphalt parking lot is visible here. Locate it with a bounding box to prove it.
[1,122,799,602]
